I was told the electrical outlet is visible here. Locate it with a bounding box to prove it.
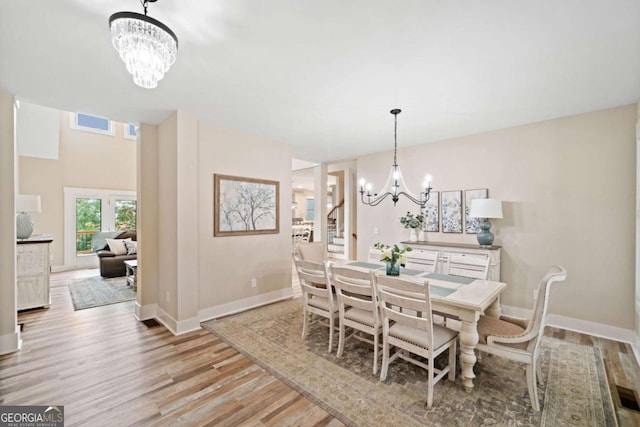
[373,226,379,235]
[166,291,170,302]
[251,278,257,288]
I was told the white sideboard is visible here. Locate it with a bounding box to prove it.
[400,241,502,282]
[17,235,53,310]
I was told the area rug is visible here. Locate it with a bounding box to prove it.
[68,276,136,311]
[202,299,617,427]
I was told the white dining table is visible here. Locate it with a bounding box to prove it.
[342,261,507,392]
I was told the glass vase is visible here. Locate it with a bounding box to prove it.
[386,261,400,276]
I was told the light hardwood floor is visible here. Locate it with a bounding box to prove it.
[2,268,639,426]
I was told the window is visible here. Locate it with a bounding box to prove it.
[64,187,136,269]
[75,198,102,255]
[69,112,115,136]
[306,198,315,221]
[115,199,137,230]
[124,123,138,140]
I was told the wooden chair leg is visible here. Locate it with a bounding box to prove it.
[337,322,346,358]
[448,340,456,381]
[526,364,540,412]
[380,335,390,381]
[301,306,308,339]
[327,315,334,353]
[372,330,379,375]
[535,355,544,385]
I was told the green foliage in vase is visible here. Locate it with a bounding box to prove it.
[399,211,425,229]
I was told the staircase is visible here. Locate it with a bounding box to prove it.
[327,235,346,259]
[327,200,346,259]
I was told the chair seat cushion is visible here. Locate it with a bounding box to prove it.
[344,307,375,327]
[477,315,528,349]
[389,323,457,349]
[308,296,338,313]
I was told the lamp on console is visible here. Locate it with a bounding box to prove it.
[469,198,503,246]
[16,194,41,240]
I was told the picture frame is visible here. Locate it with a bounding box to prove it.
[441,190,463,233]
[465,188,488,234]
[214,174,280,236]
[423,191,440,232]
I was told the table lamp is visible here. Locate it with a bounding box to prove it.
[469,198,503,246]
[16,194,41,239]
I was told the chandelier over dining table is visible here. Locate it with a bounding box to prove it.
[359,109,433,207]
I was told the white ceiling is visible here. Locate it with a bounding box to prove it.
[1,1,639,164]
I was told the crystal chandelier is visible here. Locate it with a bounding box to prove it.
[359,109,433,207]
[109,0,178,89]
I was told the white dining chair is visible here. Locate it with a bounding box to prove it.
[294,259,338,353]
[405,248,439,273]
[475,265,568,411]
[445,253,490,280]
[374,274,458,408]
[295,241,324,263]
[368,246,383,263]
[330,265,382,374]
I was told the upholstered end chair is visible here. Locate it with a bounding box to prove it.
[475,265,568,411]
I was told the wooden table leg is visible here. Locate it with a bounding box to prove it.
[459,318,479,392]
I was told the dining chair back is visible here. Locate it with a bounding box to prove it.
[446,253,490,279]
[475,265,568,411]
[374,274,458,408]
[368,246,383,263]
[405,248,439,273]
[329,265,382,374]
[295,241,324,263]
[294,259,337,352]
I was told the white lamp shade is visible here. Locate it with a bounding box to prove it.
[469,198,503,219]
[16,195,41,213]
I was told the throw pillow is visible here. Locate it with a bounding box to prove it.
[105,238,130,256]
[125,239,137,255]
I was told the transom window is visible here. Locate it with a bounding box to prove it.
[124,123,138,140]
[69,112,115,136]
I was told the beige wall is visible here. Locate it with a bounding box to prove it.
[0,93,19,354]
[357,105,637,329]
[141,112,292,331]
[197,121,292,309]
[18,112,136,266]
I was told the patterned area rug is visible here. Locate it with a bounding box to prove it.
[202,299,617,427]
[68,276,136,311]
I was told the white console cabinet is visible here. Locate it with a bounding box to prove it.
[401,241,501,282]
[17,235,53,310]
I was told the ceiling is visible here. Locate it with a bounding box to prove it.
[1,1,639,164]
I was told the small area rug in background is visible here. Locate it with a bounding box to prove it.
[68,276,136,311]
[202,299,617,427]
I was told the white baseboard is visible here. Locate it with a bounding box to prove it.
[0,327,22,356]
[199,287,294,323]
[153,306,200,336]
[51,265,99,273]
[134,302,157,321]
[138,288,294,336]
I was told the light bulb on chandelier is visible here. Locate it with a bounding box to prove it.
[359,109,433,207]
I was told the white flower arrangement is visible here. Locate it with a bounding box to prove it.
[374,242,412,267]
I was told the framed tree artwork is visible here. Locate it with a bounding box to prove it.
[441,190,463,233]
[214,174,280,236]
[423,191,439,232]
[465,188,488,233]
